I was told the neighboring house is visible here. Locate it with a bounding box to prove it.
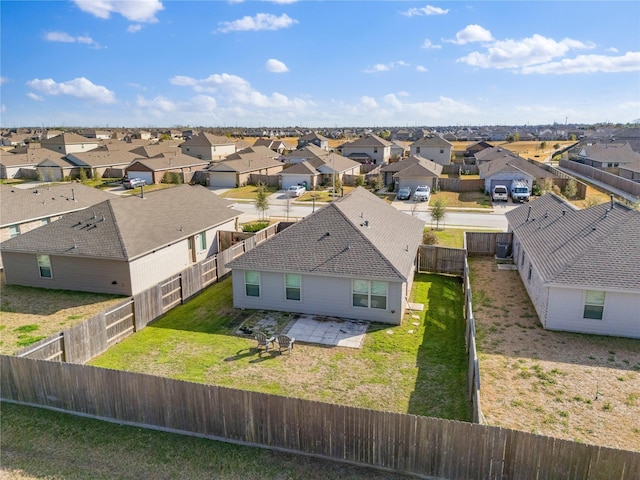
[389,140,407,160]
[1,185,242,296]
[572,142,640,171]
[227,187,425,324]
[618,161,640,181]
[253,138,292,155]
[83,129,112,140]
[465,141,494,157]
[37,156,78,181]
[41,133,100,155]
[180,132,237,161]
[125,153,210,185]
[207,145,284,187]
[389,156,443,192]
[279,147,361,190]
[65,146,140,179]
[0,147,50,179]
[478,154,555,193]
[473,146,519,165]
[506,193,640,339]
[297,132,329,150]
[340,134,392,165]
[409,136,453,166]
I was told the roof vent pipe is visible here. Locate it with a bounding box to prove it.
[72,188,76,202]
[610,194,614,209]
[562,210,566,216]
[525,205,532,222]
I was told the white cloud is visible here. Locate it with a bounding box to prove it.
[607,47,619,53]
[521,51,640,74]
[265,58,289,73]
[401,5,449,16]
[360,96,378,108]
[446,24,493,45]
[73,0,163,22]
[26,77,116,104]
[416,65,428,72]
[0,76,8,85]
[421,39,441,50]
[459,34,596,70]
[44,31,99,47]
[1,104,5,114]
[217,13,297,33]
[26,92,44,101]
[127,24,143,33]
[364,60,410,73]
[619,100,640,110]
[272,0,298,3]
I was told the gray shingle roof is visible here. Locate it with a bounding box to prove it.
[391,156,443,178]
[478,154,555,179]
[1,185,241,261]
[208,146,283,173]
[342,134,392,148]
[1,183,114,227]
[506,193,640,291]
[227,187,425,281]
[411,136,453,148]
[127,152,209,171]
[180,132,235,147]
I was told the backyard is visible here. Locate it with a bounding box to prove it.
[469,256,640,452]
[88,273,470,420]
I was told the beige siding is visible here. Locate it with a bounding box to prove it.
[2,252,132,295]
[410,146,451,165]
[232,269,405,324]
[129,241,191,294]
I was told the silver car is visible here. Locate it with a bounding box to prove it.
[413,185,431,202]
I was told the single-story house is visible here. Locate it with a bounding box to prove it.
[618,161,640,181]
[65,146,139,179]
[506,193,639,339]
[409,136,453,166]
[0,185,242,296]
[478,154,555,193]
[280,146,361,190]
[465,141,494,157]
[253,138,293,155]
[572,142,640,172]
[125,153,210,185]
[380,155,443,190]
[37,156,78,181]
[226,187,425,324]
[207,146,284,187]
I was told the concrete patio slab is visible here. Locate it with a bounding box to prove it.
[284,315,369,349]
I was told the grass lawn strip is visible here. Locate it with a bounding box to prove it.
[89,273,470,420]
[0,402,413,480]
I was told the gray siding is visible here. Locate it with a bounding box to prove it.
[2,252,132,295]
[231,269,405,324]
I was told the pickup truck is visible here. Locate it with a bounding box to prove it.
[491,185,509,202]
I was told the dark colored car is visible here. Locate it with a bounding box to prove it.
[396,186,412,200]
[123,178,146,189]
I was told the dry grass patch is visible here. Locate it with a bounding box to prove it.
[469,256,640,452]
[430,190,492,208]
[0,273,125,355]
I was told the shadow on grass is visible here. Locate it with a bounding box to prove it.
[407,274,471,421]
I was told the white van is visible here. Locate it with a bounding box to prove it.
[510,180,530,202]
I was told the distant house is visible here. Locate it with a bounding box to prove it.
[125,152,210,185]
[65,145,140,179]
[340,134,392,165]
[297,132,329,150]
[618,161,640,181]
[389,140,407,160]
[477,153,554,193]
[253,138,292,155]
[227,187,425,324]
[0,145,53,179]
[572,142,640,171]
[83,129,112,140]
[41,133,100,155]
[506,193,640,339]
[1,185,242,296]
[180,132,237,161]
[409,136,453,166]
[279,146,361,190]
[465,141,494,157]
[207,145,284,188]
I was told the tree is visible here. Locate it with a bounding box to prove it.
[540,141,547,151]
[430,198,447,230]
[541,178,554,194]
[370,174,383,192]
[553,143,560,150]
[569,134,577,141]
[254,183,269,220]
[78,167,88,182]
[563,178,578,199]
[354,175,365,187]
[332,174,342,197]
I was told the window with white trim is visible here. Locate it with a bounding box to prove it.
[37,254,52,278]
[198,231,206,251]
[285,274,301,301]
[352,280,388,309]
[9,225,20,238]
[583,291,605,320]
[245,271,260,297]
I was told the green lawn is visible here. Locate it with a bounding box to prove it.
[433,228,502,249]
[89,274,470,420]
[1,402,412,480]
[221,185,278,199]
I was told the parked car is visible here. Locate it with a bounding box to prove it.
[396,186,412,200]
[287,185,306,197]
[510,180,530,202]
[123,177,146,189]
[413,185,431,202]
[491,185,509,202]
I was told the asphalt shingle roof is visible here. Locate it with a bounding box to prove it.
[1,185,241,261]
[506,193,640,291]
[227,187,425,281]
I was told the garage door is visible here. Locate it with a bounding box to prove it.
[490,179,513,190]
[209,171,237,187]
[133,171,154,185]
[281,175,309,190]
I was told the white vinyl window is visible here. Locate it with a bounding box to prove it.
[37,254,52,278]
[352,280,388,309]
[245,271,260,297]
[285,274,301,301]
[198,232,206,251]
[9,225,20,238]
[583,291,605,320]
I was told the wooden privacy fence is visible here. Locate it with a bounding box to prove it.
[462,257,482,424]
[560,159,640,198]
[14,224,283,365]
[2,355,638,480]
[417,245,466,275]
[464,232,513,256]
[437,178,485,192]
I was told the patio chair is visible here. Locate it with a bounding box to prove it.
[254,332,274,353]
[275,334,295,355]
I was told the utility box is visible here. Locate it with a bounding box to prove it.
[497,242,510,259]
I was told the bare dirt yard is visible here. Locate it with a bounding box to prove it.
[469,256,640,452]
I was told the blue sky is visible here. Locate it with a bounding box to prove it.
[1,1,639,128]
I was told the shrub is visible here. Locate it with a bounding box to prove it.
[423,230,438,245]
[242,222,270,233]
[354,175,365,187]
